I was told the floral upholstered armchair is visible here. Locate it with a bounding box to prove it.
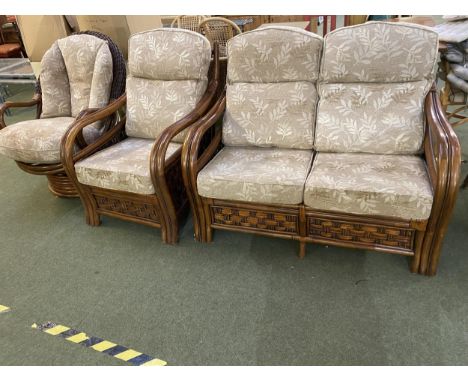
[62,29,221,244]
[0,31,126,197]
[183,23,461,276]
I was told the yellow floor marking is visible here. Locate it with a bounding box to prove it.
[91,340,116,352]
[0,305,11,313]
[114,349,142,361]
[44,325,70,335]
[66,332,89,343]
[141,358,167,366]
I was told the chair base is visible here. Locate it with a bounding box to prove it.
[47,173,79,198]
[200,198,430,275]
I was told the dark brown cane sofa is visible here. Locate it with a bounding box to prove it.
[0,31,126,197]
[182,23,461,276]
[61,28,221,244]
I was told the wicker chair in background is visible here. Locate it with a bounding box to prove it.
[170,15,207,33]
[0,31,126,197]
[62,29,221,244]
[199,17,242,60]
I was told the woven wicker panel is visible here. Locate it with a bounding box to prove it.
[211,206,298,234]
[307,217,415,250]
[95,195,160,223]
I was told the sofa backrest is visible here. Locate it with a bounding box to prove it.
[40,34,113,119]
[125,28,212,142]
[223,26,323,149]
[315,22,439,154]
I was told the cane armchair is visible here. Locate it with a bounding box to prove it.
[183,23,461,276]
[0,31,126,197]
[170,15,207,33]
[199,17,242,60]
[62,29,221,244]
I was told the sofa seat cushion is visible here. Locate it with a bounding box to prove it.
[75,138,181,195]
[304,153,433,220]
[197,146,313,204]
[0,117,99,164]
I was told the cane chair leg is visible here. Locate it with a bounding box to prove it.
[46,173,79,198]
[299,241,306,259]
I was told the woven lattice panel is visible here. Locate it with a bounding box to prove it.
[95,196,160,223]
[211,206,298,233]
[308,217,415,250]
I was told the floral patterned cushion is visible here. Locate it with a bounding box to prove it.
[0,117,100,164]
[197,146,313,205]
[75,138,181,194]
[125,29,212,143]
[304,152,434,220]
[223,26,323,149]
[41,34,113,119]
[315,22,439,154]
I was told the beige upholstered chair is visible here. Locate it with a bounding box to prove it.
[199,17,242,60]
[62,28,221,244]
[0,31,126,197]
[183,23,461,276]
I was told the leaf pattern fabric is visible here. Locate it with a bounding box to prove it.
[197,146,313,205]
[125,29,211,142]
[0,117,100,164]
[223,26,323,149]
[315,22,439,154]
[304,152,433,220]
[75,138,181,194]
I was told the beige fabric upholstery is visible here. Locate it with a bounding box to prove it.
[304,153,433,220]
[125,29,212,143]
[223,26,323,149]
[75,138,181,194]
[0,117,100,164]
[40,34,113,119]
[315,22,439,154]
[197,146,313,205]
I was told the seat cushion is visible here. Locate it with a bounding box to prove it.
[197,146,313,204]
[304,153,433,220]
[75,138,182,194]
[0,117,99,164]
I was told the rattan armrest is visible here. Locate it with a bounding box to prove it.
[0,93,42,129]
[61,94,126,169]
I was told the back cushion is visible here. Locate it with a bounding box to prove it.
[40,34,113,119]
[125,29,212,142]
[315,22,439,154]
[223,26,323,149]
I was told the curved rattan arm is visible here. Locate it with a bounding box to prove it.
[0,93,42,129]
[420,85,461,275]
[61,94,126,172]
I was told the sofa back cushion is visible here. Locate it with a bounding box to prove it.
[40,34,113,119]
[223,26,323,149]
[125,29,212,142]
[315,22,439,154]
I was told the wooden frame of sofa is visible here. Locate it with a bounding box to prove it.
[61,48,221,245]
[0,31,126,198]
[182,86,461,276]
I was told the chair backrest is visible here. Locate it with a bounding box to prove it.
[170,15,207,33]
[125,28,212,142]
[199,17,241,59]
[40,33,115,119]
[223,26,323,149]
[315,22,439,154]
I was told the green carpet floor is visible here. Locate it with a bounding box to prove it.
[0,83,467,366]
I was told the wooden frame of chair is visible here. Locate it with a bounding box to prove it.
[0,30,126,198]
[182,86,461,276]
[61,47,221,244]
[170,15,208,33]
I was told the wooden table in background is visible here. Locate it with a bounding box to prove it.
[259,21,310,30]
